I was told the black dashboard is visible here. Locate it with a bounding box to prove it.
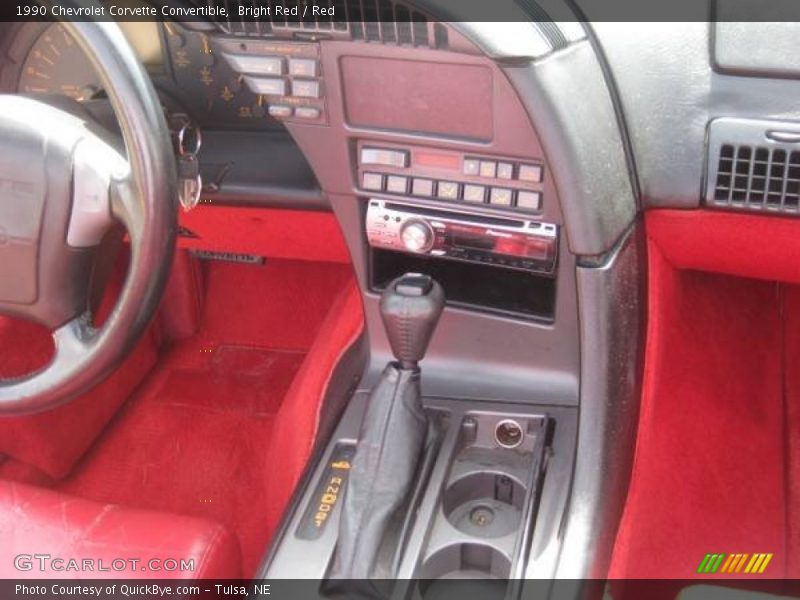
[8,14,799,318]
[3,15,800,221]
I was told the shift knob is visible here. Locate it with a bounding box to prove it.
[380,273,445,369]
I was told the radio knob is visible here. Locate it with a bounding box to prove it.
[400,220,435,253]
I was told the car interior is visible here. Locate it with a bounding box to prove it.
[0,3,799,599]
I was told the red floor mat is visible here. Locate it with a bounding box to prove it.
[610,236,790,581]
[19,258,357,577]
[56,343,303,578]
[161,346,306,416]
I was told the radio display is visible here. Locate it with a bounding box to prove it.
[449,225,554,262]
[450,230,495,252]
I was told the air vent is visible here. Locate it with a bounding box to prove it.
[706,118,800,215]
[191,0,446,48]
[346,0,441,47]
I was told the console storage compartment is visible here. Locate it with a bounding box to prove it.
[263,396,576,586]
[371,249,556,321]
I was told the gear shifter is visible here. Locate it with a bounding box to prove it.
[379,273,445,369]
[329,273,444,586]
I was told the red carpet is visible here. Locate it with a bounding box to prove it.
[0,257,362,577]
[611,211,800,583]
[56,343,300,578]
[55,259,357,576]
[785,286,800,579]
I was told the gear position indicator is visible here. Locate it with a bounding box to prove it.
[296,444,356,541]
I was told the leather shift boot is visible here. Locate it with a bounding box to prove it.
[329,364,426,583]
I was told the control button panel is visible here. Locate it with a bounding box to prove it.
[497,162,514,180]
[518,163,544,183]
[463,184,486,203]
[437,181,460,200]
[218,40,325,124]
[517,190,541,210]
[356,141,546,214]
[489,187,513,206]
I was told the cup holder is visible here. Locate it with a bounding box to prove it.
[442,472,525,539]
[420,542,511,580]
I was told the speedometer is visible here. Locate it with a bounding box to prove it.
[18,23,103,102]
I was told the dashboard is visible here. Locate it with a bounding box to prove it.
[9,15,797,297]
[2,16,800,225]
[0,13,573,226]
[3,14,800,272]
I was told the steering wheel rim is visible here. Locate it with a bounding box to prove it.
[0,20,177,414]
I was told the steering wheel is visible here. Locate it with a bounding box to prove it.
[0,21,177,414]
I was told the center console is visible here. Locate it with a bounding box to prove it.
[252,12,604,594]
[263,223,573,593]
[264,393,576,592]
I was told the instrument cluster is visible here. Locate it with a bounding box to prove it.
[10,21,283,131]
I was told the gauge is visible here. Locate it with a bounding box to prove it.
[12,21,279,129]
[18,23,103,102]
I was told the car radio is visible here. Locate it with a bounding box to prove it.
[366,200,558,276]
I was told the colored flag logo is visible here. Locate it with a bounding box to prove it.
[697,553,773,574]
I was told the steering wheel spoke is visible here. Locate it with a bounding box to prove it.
[52,314,98,354]
[68,135,127,249]
[109,171,144,246]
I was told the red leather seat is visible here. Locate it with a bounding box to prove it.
[0,481,241,579]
